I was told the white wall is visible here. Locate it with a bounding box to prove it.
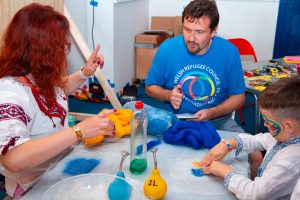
[65,0,88,75]
[114,0,149,91]
[86,0,115,85]
[149,0,279,61]
[66,0,148,92]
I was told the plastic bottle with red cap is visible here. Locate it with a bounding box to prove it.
[129,101,148,174]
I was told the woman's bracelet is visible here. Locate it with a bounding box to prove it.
[79,66,90,80]
[71,125,83,142]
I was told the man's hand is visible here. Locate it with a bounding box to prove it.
[192,94,245,121]
[170,85,183,110]
[193,108,216,121]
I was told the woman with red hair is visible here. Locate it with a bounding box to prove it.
[0,3,115,197]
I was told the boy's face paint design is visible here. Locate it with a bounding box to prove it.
[262,114,283,137]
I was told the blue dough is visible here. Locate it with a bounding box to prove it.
[63,158,100,176]
[123,101,178,136]
[136,139,161,155]
[191,168,205,177]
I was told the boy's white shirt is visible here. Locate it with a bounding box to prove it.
[228,133,300,200]
[0,77,69,197]
[291,177,300,200]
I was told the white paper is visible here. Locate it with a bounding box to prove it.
[176,113,199,119]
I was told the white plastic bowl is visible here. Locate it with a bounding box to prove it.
[42,173,141,200]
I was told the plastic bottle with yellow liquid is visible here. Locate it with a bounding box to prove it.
[129,101,148,174]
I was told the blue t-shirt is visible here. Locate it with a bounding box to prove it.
[145,36,246,114]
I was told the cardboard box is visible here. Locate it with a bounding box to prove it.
[135,16,182,79]
[151,16,183,36]
[135,47,158,79]
[135,33,170,45]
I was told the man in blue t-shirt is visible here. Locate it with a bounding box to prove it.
[145,0,246,132]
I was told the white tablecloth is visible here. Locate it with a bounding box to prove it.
[21,130,249,200]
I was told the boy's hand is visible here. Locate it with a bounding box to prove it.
[202,161,234,178]
[198,142,229,167]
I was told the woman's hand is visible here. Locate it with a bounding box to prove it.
[77,109,115,139]
[81,44,104,77]
[198,142,229,167]
[202,161,234,178]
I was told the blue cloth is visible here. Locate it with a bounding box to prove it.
[163,121,221,149]
[145,36,246,114]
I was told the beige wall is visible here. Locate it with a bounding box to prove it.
[0,0,63,39]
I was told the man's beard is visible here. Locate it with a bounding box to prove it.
[186,41,201,54]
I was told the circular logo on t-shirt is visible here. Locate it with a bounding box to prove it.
[179,71,215,101]
[173,64,221,108]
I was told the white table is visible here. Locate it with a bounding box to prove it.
[21,130,249,200]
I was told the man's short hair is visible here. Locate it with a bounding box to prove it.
[182,0,219,31]
[259,76,300,122]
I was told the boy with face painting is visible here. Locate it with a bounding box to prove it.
[199,76,300,200]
